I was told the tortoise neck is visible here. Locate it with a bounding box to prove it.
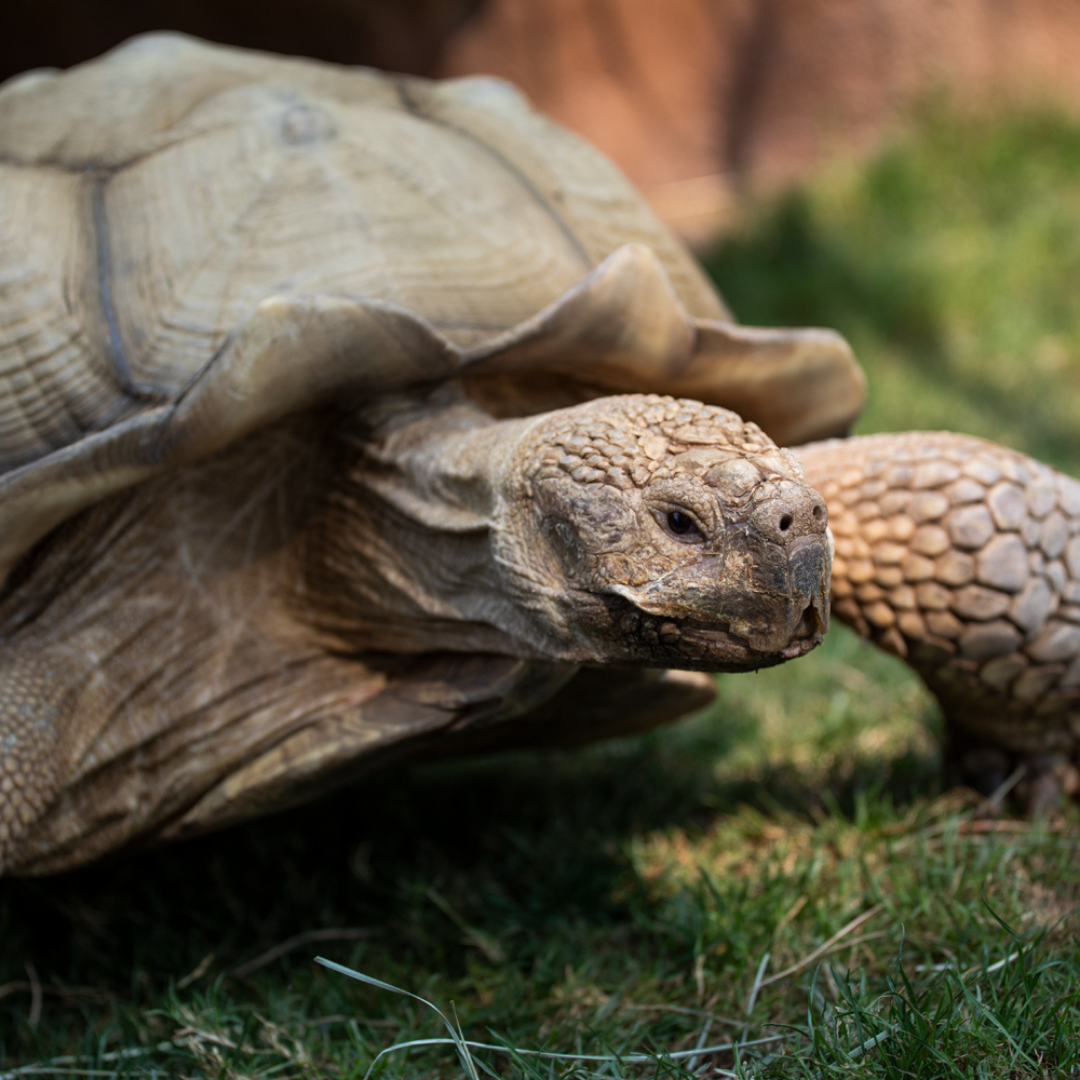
[300,402,563,657]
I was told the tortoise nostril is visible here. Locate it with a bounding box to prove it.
[750,484,828,542]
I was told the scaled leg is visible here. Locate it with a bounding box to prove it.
[800,431,1080,808]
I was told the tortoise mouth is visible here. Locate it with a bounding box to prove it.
[676,608,824,668]
[595,592,826,673]
[781,602,828,659]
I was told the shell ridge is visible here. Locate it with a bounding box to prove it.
[672,320,866,446]
[461,243,693,377]
[0,405,171,591]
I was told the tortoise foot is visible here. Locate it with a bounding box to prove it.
[1017,754,1080,817]
[953,743,1080,817]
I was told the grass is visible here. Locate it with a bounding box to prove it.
[706,107,1080,475]
[3,106,1080,1077]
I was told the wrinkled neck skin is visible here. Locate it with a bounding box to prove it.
[304,387,578,659]
[304,388,832,672]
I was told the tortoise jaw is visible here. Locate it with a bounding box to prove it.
[781,601,829,659]
[597,578,828,672]
[600,528,831,669]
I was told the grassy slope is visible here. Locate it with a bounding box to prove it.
[2,109,1080,1078]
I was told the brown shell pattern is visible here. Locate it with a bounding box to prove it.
[0,32,727,476]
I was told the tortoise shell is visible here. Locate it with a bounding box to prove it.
[0,32,862,586]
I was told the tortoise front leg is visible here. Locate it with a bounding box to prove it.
[0,650,74,874]
[799,431,1080,810]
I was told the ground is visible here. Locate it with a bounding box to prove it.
[1,106,1080,1078]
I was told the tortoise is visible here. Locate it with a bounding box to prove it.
[0,35,1076,877]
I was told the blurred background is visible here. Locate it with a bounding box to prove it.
[7,0,1080,245]
[3,3,1080,1075]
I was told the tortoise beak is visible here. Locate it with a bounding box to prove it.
[779,534,831,657]
[608,527,831,663]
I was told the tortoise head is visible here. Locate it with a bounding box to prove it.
[316,393,829,672]
[497,395,831,671]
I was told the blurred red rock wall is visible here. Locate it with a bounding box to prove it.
[439,0,1080,241]
[6,0,1080,243]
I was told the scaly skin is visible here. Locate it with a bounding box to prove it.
[0,652,65,870]
[801,432,1080,807]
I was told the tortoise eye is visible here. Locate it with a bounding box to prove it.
[666,510,703,540]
